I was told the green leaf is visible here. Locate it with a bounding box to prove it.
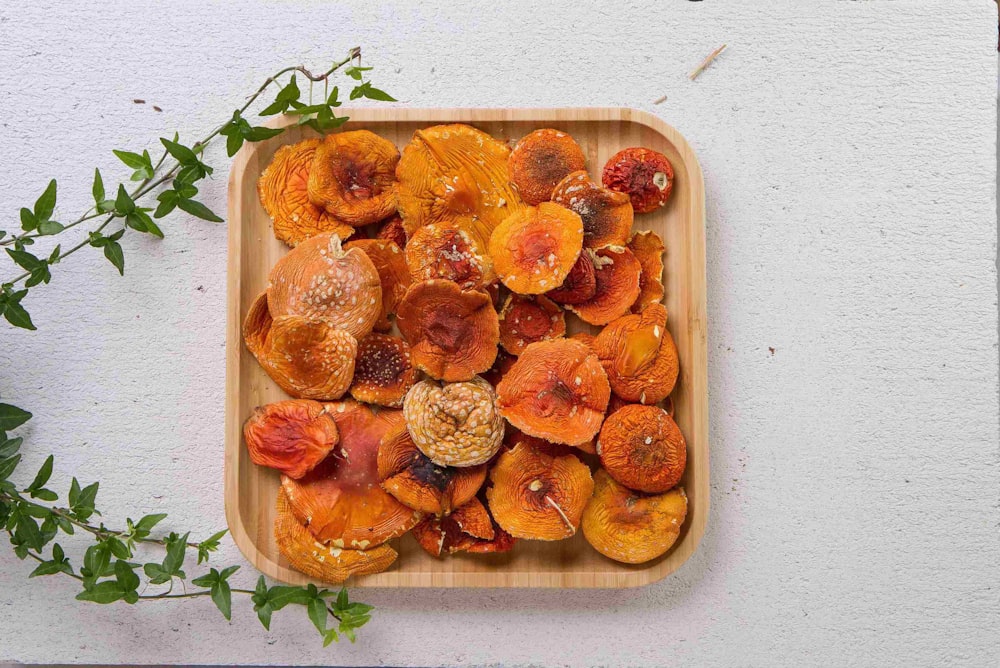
[135,513,167,534]
[69,477,81,506]
[224,130,244,157]
[33,180,57,222]
[48,245,62,264]
[115,559,140,592]
[191,571,216,587]
[345,602,374,615]
[30,559,66,577]
[16,513,44,551]
[260,76,301,116]
[336,587,348,610]
[0,455,20,481]
[2,299,35,330]
[361,84,396,102]
[323,629,340,646]
[344,65,372,81]
[113,150,147,170]
[176,198,223,223]
[154,190,179,218]
[37,220,64,235]
[76,581,125,604]
[6,249,43,272]
[162,531,189,575]
[267,585,313,610]
[103,242,125,276]
[0,437,22,459]
[30,488,58,502]
[197,528,227,563]
[143,562,171,585]
[211,580,233,620]
[27,454,53,491]
[127,210,163,238]
[0,404,32,431]
[20,208,37,232]
[219,564,240,580]
[160,138,198,165]
[256,602,273,630]
[308,597,327,633]
[106,536,131,559]
[115,185,135,215]
[327,86,340,107]
[245,126,284,142]
[92,168,106,204]
[82,542,111,581]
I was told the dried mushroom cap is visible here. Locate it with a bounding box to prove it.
[551,170,633,249]
[545,252,597,305]
[628,230,666,312]
[242,291,273,357]
[268,232,382,340]
[258,316,357,400]
[498,294,565,356]
[349,333,418,408]
[486,442,594,541]
[597,404,686,493]
[258,139,356,247]
[377,417,486,515]
[496,338,610,446]
[594,302,678,405]
[405,221,494,289]
[403,377,504,467]
[376,214,408,249]
[508,129,587,205]
[274,488,397,583]
[479,347,517,388]
[582,469,687,564]
[281,401,421,548]
[602,147,675,213]
[307,130,400,226]
[344,238,412,331]
[488,202,584,295]
[569,331,597,351]
[396,279,499,382]
[396,124,525,249]
[566,246,641,326]
[411,497,498,557]
[243,400,339,479]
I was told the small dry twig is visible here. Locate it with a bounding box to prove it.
[653,94,668,105]
[689,43,727,81]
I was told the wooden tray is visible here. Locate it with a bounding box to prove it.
[225,108,707,588]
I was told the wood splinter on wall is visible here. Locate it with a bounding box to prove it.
[689,44,728,81]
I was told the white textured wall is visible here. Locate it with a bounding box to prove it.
[0,1,996,666]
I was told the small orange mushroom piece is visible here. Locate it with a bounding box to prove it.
[242,291,272,358]
[602,147,675,213]
[243,400,339,479]
[281,402,422,548]
[545,252,597,305]
[508,129,586,205]
[349,333,419,408]
[405,221,494,289]
[411,497,497,557]
[628,230,666,312]
[267,232,382,340]
[566,246,641,326]
[488,202,584,295]
[551,170,633,249]
[582,469,687,564]
[377,418,486,515]
[344,238,411,331]
[486,442,594,541]
[593,302,679,405]
[396,279,499,382]
[376,214,408,249]
[496,338,610,446]
[307,130,400,226]
[498,294,566,355]
[597,404,687,493]
[569,331,597,352]
[403,377,505,467]
[274,488,397,583]
[258,316,357,400]
[257,139,355,247]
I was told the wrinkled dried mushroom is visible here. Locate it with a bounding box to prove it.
[628,230,666,312]
[349,333,419,408]
[602,147,674,213]
[243,400,339,479]
[498,294,565,355]
[597,404,686,494]
[242,291,273,358]
[545,251,596,305]
[411,497,499,557]
[566,246,641,326]
[259,316,357,400]
[376,214,408,249]
[508,129,586,205]
[307,130,400,225]
[551,170,633,248]
[593,302,678,405]
[488,202,584,295]
[344,238,411,331]
[405,221,494,289]
[403,377,504,467]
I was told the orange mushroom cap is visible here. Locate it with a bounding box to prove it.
[479,347,517,388]
[410,496,499,557]
[569,331,597,352]
[551,170,633,248]
[496,338,610,446]
[396,279,499,381]
[281,401,422,548]
[259,316,357,400]
[242,291,273,358]
[602,147,675,213]
[344,238,412,332]
[593,302,679,405]
[628,230,666,312]
[597,404,686,493]
[581,469,687,564]
[498,294,566,355]
[349,333,419,408]
[403,377,505,467]
[307,130,400,226]
[488,202,584,295]
[376,214,408,249]
[243,400,339,479]
[508,129,587,205]
[257,139,355,247]
[545,251,597,305]
[486,442,594,541]
[405,221,494,289]
[566,246,641,326]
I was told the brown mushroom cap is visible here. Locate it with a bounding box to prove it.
[551,170,633,248]
[628,230,666,312]
[268,232,382,340]
[508,129,587,205]
[349,333,419,408]
[488,203,584,295]
[377,418,486,515]
[396,279,499,381]
[376,214,408,249]
[259,316,357,400]
[243,400,339,479]
[281,401,422,548]
[593,302,679,405]
[597,404,686,493]
[403,377,505,467]
[602,147,675,214]
[545,251,597,305]
[498,294,566,355]
[307,130,400,226]
[405,221,494,289]
[566,246,641,326]
[410,497,498,557]
[486,442,594,540]
[242,291,273,357]
[581,469,687,564]
[344,238,412,331]
[274,487,397,583]
[496,339,610,446]
[257,139,355,247]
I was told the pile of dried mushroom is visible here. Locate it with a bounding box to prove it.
[243,124,687,582]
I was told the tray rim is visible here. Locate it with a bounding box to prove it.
[225,107,708,588]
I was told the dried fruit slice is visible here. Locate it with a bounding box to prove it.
[377,418,486,515]
[593,302,679,405]
[274,488,397,583]
[307,130,400,225]
[259,316,357,400]
[551,170,633,248]
[257,139,355,247]
[582,469,687,564]
[498,294,565,355]
[376,214,408,249]
[281,401,421,548]
[411,497,498,557]
[349,333,418,408]
[396,279,499,381]
[244,400,339,479]
[488,202,584,295]
[508,129,586,205]
[486,442,594,540]
[268,232,382,339]
[566,246,641,326]
[242,291,272,357]
[496,338,610,446]
[597,404,686,493]
[602,147,675,213]
[628,230,665,312]
[405,221,494,289]
[403,377,504,467]
[344,238,411,331]
[545,252,596,305]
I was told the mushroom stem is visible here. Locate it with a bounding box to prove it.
[544,495,575,534]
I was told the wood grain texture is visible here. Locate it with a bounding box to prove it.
[224,108,707,588]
